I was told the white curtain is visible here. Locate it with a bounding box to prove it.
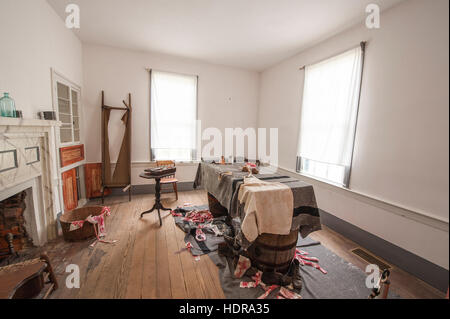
[151,70,198,161]
[297,46,363,186]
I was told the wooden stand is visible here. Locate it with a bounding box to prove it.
[139,172,173,226]
[101,91,132,203]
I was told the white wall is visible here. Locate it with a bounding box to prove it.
[259,0,449,269]
[0,0,83,219]
[82,44,260,184]
[0,0,83,119]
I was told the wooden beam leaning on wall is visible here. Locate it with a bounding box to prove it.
[100,91,132,203]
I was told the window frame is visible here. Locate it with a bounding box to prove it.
[149,69,199,162]
[296,42,366,188]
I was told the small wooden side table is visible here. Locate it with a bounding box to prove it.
[139,172,173,226]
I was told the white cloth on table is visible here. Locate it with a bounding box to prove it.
[238,176,294,243]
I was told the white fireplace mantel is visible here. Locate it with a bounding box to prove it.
[0,117,61,128]
[1,117,62,245]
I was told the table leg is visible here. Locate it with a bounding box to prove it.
[140,177,172,226]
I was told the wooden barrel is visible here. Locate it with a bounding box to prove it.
[247,229,299,274]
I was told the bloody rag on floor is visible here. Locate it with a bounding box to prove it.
[171,205,233,256]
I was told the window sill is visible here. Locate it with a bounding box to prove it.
[297,170,346,189]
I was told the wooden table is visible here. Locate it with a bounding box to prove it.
[139,172,173,226]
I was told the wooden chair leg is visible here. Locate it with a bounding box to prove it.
[40,252,58,290]
[172,182,178,200]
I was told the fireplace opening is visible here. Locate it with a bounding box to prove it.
[0,190,34,260]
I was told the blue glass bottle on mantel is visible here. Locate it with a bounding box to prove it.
[0,93,16,117]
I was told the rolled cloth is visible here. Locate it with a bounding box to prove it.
[238,176,294,243]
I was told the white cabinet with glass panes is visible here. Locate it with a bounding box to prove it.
[51,70,87,218]
[53,74,81,145]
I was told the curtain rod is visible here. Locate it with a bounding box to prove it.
[299,41,366,71]
[144,67,199,78]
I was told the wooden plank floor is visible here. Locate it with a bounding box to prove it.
[47,190,225,299]
[25,190,444,299]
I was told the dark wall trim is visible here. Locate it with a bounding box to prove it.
[320,209,449,293]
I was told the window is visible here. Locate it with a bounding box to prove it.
[296,44,365,187]
[150,70,198,161]
[53,76,81,145]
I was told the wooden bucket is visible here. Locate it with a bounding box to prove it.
[59,206,107,242]
[247,229,299,274]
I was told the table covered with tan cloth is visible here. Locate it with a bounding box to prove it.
[238,176,294,242]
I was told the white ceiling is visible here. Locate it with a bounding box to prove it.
[47,0,404,71]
